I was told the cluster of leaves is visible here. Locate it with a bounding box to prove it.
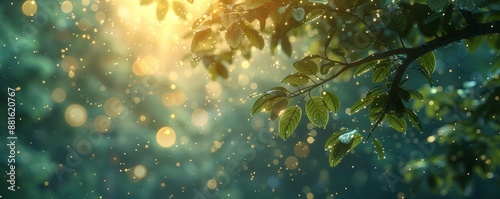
[140,0,191,20]
[404,75,500,194]
[179,0,500,170]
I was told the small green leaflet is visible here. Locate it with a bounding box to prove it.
[292,59,318,75]
[350,98,372,115]
[404,107,422,132]
[251,94,285,115]
[328,130,363,167]
[305,96,329,128]
[354,61,377,77]
[279,106,302,140]
[408,90,423,100]
[243,25,265,50]
[372,61,391,83]
[322,91,340,113]
[372,138,384,160]
[418,51,436,75]
[281,73,310,86]
[387,114,407,133]
[304,9,325,24]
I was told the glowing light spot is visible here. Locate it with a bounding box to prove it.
[294,141,310,158]
[192,109,209,127]
[65,104,87,127]
[133,164,147,179]
[61,56,78,73]
[22,1,37,16]
[427,136,436,143]
[206,81,222,99]
[104,97,123,117]
[132,55,159,76]
[93,115,111,133]
[285,156,299,170]
[52,88,67,103]
[61,1,73,13]
[77,18,92,31]
[161,91,186,107]
[156,127,176,148]
[207,179,217,190]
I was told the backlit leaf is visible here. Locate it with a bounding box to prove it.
[305,96,329,128]
[141,0,154,5]
[350,98,372,115]
[293,59,318,75]
[157,0,169,21]
[372,60,391,83]
[372,138,384,160]
[418,51,436,75]
[173,1,187,19]
[304,9,325,24]
[405,107,422,132]
[354,61,377,77]
[328,131,363,167]
[241,0,268,10]
[243,25,265,50]
[387,114,407,133]
[225,25,244,49]
[322,91,340,113]
[281,73,310,86]
[279,106,302,140]
[191,28,212,53]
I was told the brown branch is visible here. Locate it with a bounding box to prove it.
[288,20,500,98]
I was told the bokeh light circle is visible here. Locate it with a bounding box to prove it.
[156,127,176,148]
[65,104,87,127]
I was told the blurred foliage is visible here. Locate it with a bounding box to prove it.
[405,76,500,195]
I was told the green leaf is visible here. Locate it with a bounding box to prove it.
[465,36,483,52]
[416,65,434,86]
[408,90,424,100]
[305,96,330,128]
[372,60,391,83]
[320,62,336,75]
[324,27,337,53]
[391,12,407,31]
[241,0,268,10]
[157,0,169,21]
[354,61,377,77]
[292,59,318,75]
[418,51,436,75]
[281,73,310,86]
[324,130,344,150]
[404,107,422,132]
[398,87,411,102]
[279,106,302,140]
[331,48,345,57]
[372,138,384,160]
[251,94,285,115]
[225,25,244,49]
[387,114,407,133]
[173,1,187,19]
[281,35,292,57]
[208,62,228,80]
[191,28,212,53]
[141,0,154,5]
[304,9,325,24]
[243,25,265,50]
[328,131,363,167]
[322,91,341,113]
[350,98,372,115]
[366,87,386,100]
[270,98,289,121]
[427,0,449,12]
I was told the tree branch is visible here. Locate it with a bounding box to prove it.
[288,20,500,98]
